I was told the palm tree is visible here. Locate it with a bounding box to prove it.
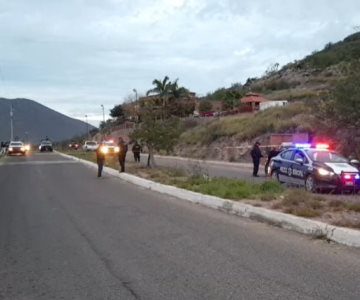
[169,79,189,98]
[146,76,172,97]
[146,76,173,119]
[146,76,191,118]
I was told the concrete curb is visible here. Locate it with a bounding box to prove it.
[57,151,360,249]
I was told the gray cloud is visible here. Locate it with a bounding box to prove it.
[0,0,359,125]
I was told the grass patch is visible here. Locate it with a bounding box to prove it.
[175,177,284,200]
[347,203,360,213]
[277,189,325,218]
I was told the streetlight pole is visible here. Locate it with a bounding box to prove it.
[132,88,138,101]
[10,102,14,141]
[133,88,139,122]
[85,114,89,140]
[100,104,105,139]
[101,104,105,123]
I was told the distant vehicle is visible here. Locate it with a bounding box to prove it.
[102,140,120,155]
[68,142,80,150]
[39,140,53,152]
[200,111,214,117]
[82,141,98,151]
[8,141,26,156]
[270,143,360,193]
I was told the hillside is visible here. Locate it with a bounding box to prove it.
[205,31,360,103]
[174,32,360,160]
[0,98,96,143]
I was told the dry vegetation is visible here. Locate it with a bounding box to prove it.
[178,102,313,146]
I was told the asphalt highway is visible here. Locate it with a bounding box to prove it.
[1,152,360,299]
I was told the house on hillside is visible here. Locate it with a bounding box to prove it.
[240,93,269,112]
[259,100,288,111]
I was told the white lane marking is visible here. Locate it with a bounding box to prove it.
[0,160,79,166]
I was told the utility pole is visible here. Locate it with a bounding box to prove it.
[133,88,138,101]
[85,114,89,140]
[10,102,14,141]
[133,88,139,122]
[100,104,105,139]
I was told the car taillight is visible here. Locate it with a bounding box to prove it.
[341,173,359,185]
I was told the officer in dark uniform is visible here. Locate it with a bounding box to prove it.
[265,147,280,176]
[96,143,106,177]
[118,137,128,172]
[250,141,263,177]
[132,141,142,163]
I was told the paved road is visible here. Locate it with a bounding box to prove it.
[130,153,267,183]
[1,152,360,299]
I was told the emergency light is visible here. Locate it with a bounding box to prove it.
[295,143,311,148]
[315,143,329,150]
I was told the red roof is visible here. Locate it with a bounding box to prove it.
[240,93,269,104]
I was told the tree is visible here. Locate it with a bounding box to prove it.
[315,61,360,156]
[146,76,172,97]
[147,76,192,118]
[130,106,182,167]
[264,62,280,77]
[199,100,213,113]
[109,104,124,119]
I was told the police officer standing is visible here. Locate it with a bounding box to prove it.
[250,141,263,177]
[118,137,128,172]
[132,141,142,163]
[96,142,106,177]
[265,147,280,176]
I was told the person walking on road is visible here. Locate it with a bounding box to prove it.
[250,141,263,177]
[132,141,142,163]
[96,143,106,177]
[118,137,128,172]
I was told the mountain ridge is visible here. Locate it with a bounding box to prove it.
[0,97,96,143]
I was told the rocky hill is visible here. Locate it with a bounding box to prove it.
[205,31,360,104]
[0,98,96,143]
[175,32,360,160]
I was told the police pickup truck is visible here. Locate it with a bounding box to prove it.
[270,143,360,193]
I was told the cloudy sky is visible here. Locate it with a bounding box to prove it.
[0,0,359,126]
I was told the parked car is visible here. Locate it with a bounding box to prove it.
[270,143,360,193]
[82,141,98,151]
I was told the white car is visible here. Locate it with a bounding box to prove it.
[82,141,98,151]
[8,141,26,156]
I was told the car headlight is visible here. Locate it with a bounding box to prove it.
[318,168,333,176]
[100,146,108,154]
[8,147,13,151]
[115,146,120,153]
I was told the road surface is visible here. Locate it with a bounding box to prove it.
[132,153,267,182]
[1,152,360,299]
